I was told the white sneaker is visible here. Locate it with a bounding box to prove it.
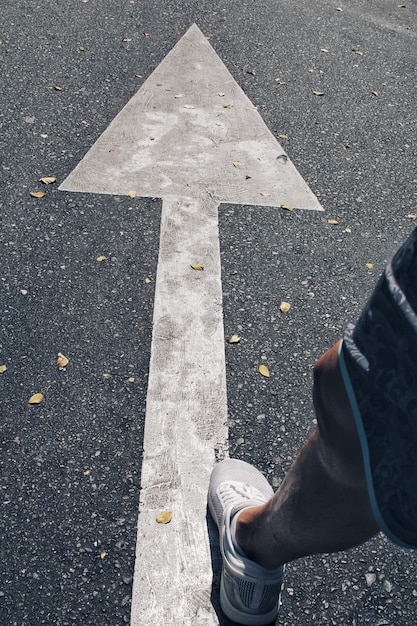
[208,458,284,625]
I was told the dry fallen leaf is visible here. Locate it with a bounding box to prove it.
[366,263,374,269]
[353,50,364,56]
[227,334,241,344]
[407,214,417,219]
[0,365,7,374]
[260,192,270,197]
[312,90,325,96]
[259,364,270,378]
[328,218,339,225]
[345,227,352,233]
[40,176,56,184]
[96,255,107,262]
[100,551,108,559]
[57,353,69,368]
[128,189,137,198]
[280,301,291,313]
[371,90,379,97]
[233,161,241,169]
[278,134,288,140]
[102,373,112,379]
[184,104,195,109]
[191,263,204,271]
[223,103,233,109]
[29,393,44,405]
[280,203,294,212]
[30,191,47,198]
[174,93,185,98]
[156,511,172,524]
[144,277,152,283]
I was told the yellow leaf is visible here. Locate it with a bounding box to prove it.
[30,191,47,198]
[40,176,56,184]
[96,255,107,262]
[259,364,270,378]
[29,393,44,405]
[280,203,294,212]
[0,365,7,374]
[312,90,325,96]
[54,85,63,91]
[100,551,108,559]
[128,189,137,198]
[345,227,352,233]
[328,218,339,225]
[280,301,291,313]
[366,263,374,269]
[227,334,241,344]
[278,134,288,140]
[191,263,204,271]
[156,511,172,524]
[149,135,155,140]
[144,277,152,284]
[57,353,69,368]
[233,161,241,169]
[102,373,112,379]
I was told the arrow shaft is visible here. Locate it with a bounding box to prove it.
[131,195,228,624]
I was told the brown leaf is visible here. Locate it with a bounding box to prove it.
[29,393,44,405]
[156,511,172,524]
[258,364,270,378]
[57,353,69,368]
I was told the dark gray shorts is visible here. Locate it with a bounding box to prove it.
[339,227,417,548]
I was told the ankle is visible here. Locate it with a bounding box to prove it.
[235,505,281,570]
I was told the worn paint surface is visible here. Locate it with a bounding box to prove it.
[59,23,322,625]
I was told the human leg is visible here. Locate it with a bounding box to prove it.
[235,339,379,570]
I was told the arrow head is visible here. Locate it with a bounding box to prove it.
[60,24,322,211]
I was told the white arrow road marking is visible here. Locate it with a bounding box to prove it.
[59,23,323,624]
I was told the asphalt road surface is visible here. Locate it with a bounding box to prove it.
[1,0,417,624]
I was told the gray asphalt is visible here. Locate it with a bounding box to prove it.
[1,0,417,624]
